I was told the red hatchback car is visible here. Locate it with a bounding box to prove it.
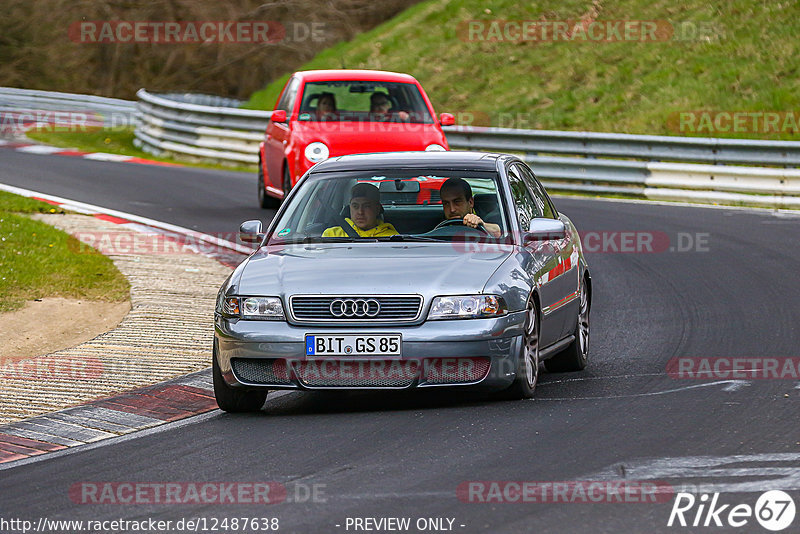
[258,69,455,208]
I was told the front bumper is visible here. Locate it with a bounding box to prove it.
[214,311,526,391]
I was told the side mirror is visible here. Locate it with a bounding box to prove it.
[440,113,455,126]
[239,220,265,244]
[270,110,287,123]
[523,219,566,243]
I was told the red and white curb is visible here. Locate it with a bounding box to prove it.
[0,138,179,167]
[0,371,215,464]
[0,183,253,266]
[0,184,261,466]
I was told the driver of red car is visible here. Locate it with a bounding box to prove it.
[440,178,502,237]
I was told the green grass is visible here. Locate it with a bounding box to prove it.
[0,191,130,313]
[25,128,256,174]
[243,0,800,140]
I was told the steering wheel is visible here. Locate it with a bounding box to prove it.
[433,218,490,235]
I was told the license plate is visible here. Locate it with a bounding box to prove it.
[305,334,401,357]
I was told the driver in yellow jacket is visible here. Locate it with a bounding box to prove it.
[323,183,398,238]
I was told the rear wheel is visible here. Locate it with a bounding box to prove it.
[545,281,589,372]
[281,165,292,203]
[258,160,279,209]
[502,297,539,400]
[212,346,268,412]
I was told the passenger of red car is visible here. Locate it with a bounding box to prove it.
[315,92,337,121]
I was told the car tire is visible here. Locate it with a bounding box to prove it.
[281,165,292,203]
[258,161,279,209]
[544,280,589,373]
[501,297,540,400]
[212,346,269,413]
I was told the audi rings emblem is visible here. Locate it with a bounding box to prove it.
[330,298,381,318]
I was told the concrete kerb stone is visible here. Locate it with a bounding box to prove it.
[0,206,243,464]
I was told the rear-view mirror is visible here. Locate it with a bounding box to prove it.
[523,219,566,243]
[239,220,265,244]
[440,113,455,126]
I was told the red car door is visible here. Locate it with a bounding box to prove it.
[265,77,300,195]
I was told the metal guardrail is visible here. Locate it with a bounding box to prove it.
[0,87,137,115]
[133,89,269,165]
[443,126,800,207]
[2,87,799,208]
[443,126,800,167]
[0,87,138,132]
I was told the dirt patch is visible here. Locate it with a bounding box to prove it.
[0,297,130,361]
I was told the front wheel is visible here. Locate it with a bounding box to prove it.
[501,297,540,400]
[544,281,589,372]
[212,347,268,412]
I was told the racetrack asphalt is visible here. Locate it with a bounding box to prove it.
[1,148,799,533]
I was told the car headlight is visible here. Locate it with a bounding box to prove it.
[304,142,330,162]
[428,295,507,320]
[217,296,285,320]
[425,143,446,152]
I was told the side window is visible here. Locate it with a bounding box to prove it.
[276,78,300,114]
[515,163,556,219]
[507,165,539,231]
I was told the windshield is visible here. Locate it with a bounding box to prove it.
[268,170,510,245]
[297,81,434,123]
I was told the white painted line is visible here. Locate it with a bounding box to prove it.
[0,182,252,255]
[589,452,800,494]
[537,380,750,400]
[82,152,135,162]
[721,380,751,392]
[118,222,166,233]
[14,145,68,154]
[539,372,667,385]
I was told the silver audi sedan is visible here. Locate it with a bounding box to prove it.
[213,151,591,411]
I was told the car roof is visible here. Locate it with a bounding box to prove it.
[310,151,512,173]
[293,69,419,84]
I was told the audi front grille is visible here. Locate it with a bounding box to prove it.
[289,295,423,322]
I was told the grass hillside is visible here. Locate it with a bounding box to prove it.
[244,0,800,139]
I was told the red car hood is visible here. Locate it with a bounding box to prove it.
[292,120,446,156]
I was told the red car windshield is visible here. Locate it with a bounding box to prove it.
[297,81,434,124]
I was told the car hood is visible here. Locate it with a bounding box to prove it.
[292,121,446,154]
[237,243,513,298]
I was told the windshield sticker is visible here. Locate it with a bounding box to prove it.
[277,228,292,237]
[298,113,311,121]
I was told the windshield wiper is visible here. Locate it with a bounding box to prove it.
[383,235,445,242]
[270,237,359,245]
